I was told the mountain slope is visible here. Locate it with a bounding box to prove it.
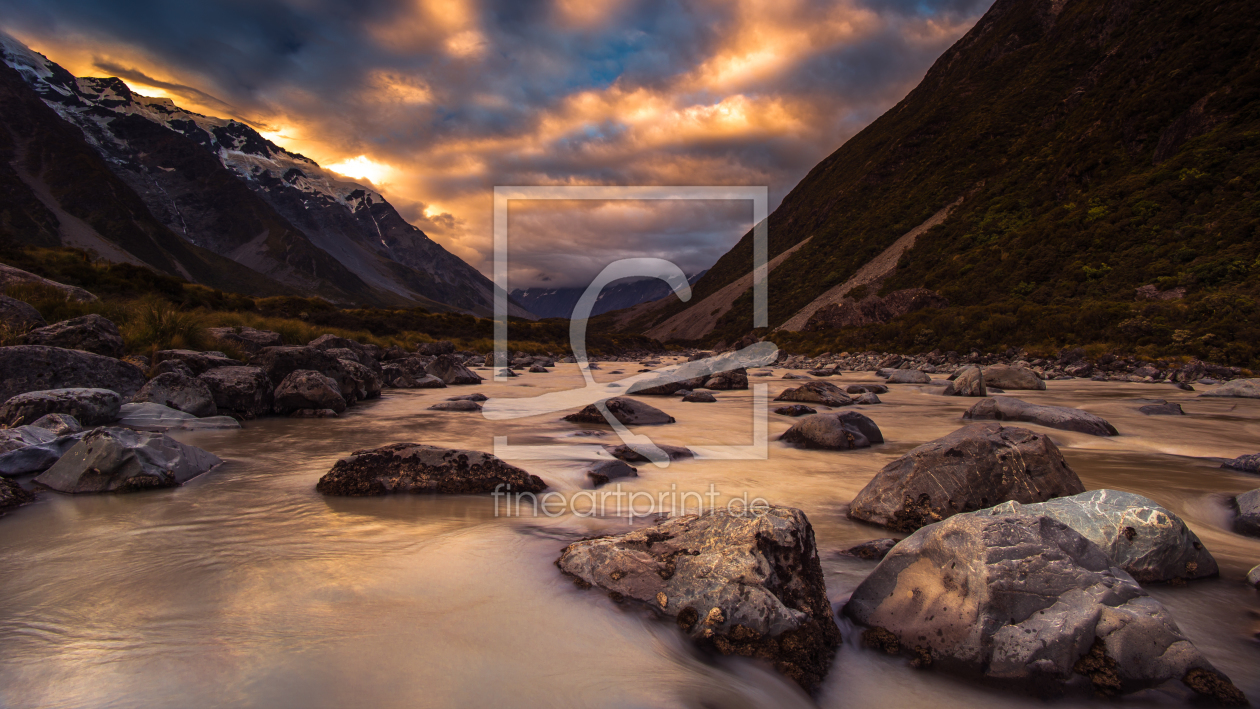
[0,33,531,317]
[625,0,1260,360]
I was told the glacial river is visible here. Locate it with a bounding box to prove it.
[0,363,1257,708]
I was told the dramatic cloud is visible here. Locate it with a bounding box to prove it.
[0,0,993,288]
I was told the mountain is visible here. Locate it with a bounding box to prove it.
[0,33,532,318]
[620,0,1260,361]
[512,271,707,319]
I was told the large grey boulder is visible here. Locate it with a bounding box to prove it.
[987,490,1218,583]
[273,370,346,415]
[849,423,1085,532]
[132,372,217,418]
[0,477,34,514]
[34,427,222,493]
[887,369,930,384]
[1232,489,1260,538]
[564,397,675,426]
[153,349,241,376]
[842,512,1245,704]
[198,366,275,419]
[981,365,1046,390]
[425,354,483,385]
[943,366,986,396]
[0,423,86,477]
[207,326,283,354]
[963,397,1119,436]
[556,507,841,692]
[774,381,853,407]
[23,314,124,358]
[0,294,45,331]
[315,443,545,495]
[0,346,145,400]
[116,403,240,432]
[0,388,121,427]
[1199,378,1260,399]
[780,412,883,450]
[1222,454,1260,474]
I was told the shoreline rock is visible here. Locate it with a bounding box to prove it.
[316,443,545,495]
[0,388,121,427]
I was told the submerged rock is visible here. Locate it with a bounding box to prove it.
[446,393,488,402]
[963,397,1118,436]
[845,383,888,395]
[23,314,124,358]
[943,366,986,397]
[428,400,482,411]
[0,387,121,427]
[981,365,1046,390]
[132,372,217,418]
[1232,489,1260,538]
[1222,454,1260,474]
[0,346,146,401]
[273,370,346,415]
[564,397,675,426]
[1199,378,1260,399]
[34,427,222,493]
[849,423,1085,532]
[197,366,274,419]
[605,443,693,462]
[556,506,841,692]
[682,390,716,403]
[780,412,883,450]
[843,512,1245,704]
[774,404,817,417]
[315,443,545,495]
[774,381,853,407]
[1138,400,1185,416]
[987,490,1218,583]
[584,459,638,486]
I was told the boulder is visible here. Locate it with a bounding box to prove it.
[197,366,274,419]
[887,369,930,384]
[0,431,84,477]
[855,392,882,405]
[132,372,217,417]
[29,413,82,436]
[273,370,347,415]
[564,397,675,426]
[0,294,45,331]
[339,359,383,401]
[942,366,986,396]
[780,412,883,451]
[1137,400,1184,415]
[0,262,95,302]
[849,423,1085,532]
[963,397,1118,436]
[838,538,900,561]
[843,512,1245,704]
[528,364,548,373]
[981,365,1046,390]
[248,346,354,399]
[23,314,124,358]
[845,384,888,394]
[1222,453,1260,474]
[425,354,483,385]
[987,490,1218,583]
[628,375,707,395]
[153,349,241,376]
[380,363,418,388]
[774,381,853,407]
[556,506,841,692]
[207,326,283,354]
[682,391,716,403]
[151,359,194,377]
[315,443,546,495]
[34,427,222,493]
[702,368,748,390]
[428,400,482,411]
[447,393,488,402]
[585,459,638,486]
[0,424,57,455]
[774,404,817,417]
[1232,489,1260,538]
[0,387,121,427]
[116,403,240,432]
[1199,378,1260,399]
[1248,564,1260,589]
[605,443,693,462]
[0,346,145,400]
[0,477,34,514]
[417,340,456,356]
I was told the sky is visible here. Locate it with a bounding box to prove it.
[0,0,994,289]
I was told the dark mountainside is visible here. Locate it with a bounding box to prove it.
[513,271,707,319]
[619,0,1260,366]
[0,34,531,318]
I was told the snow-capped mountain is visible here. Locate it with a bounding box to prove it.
[511,270,707,320]
[0,32,530,317]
